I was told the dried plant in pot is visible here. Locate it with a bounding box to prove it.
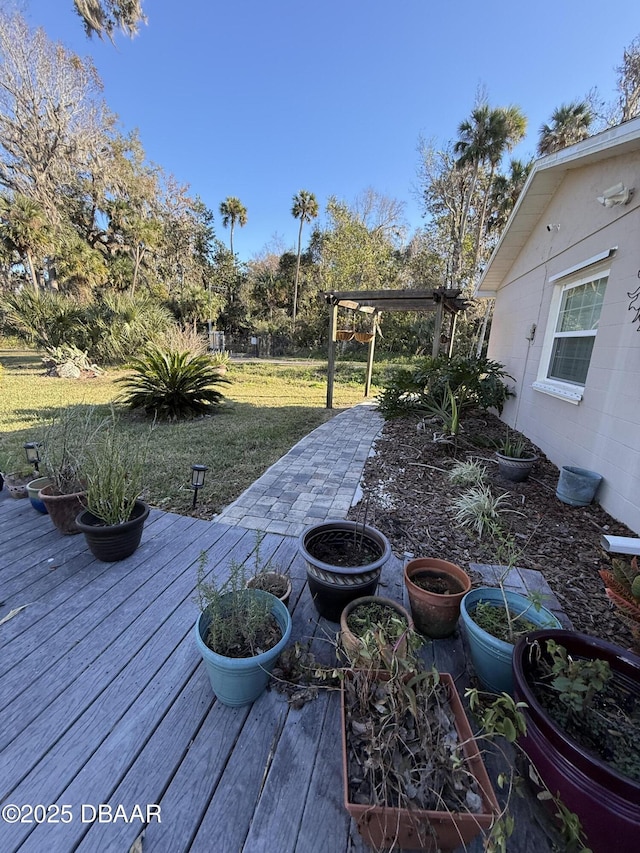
[341,654,500,852]
[39,405,105,534]
[75,409,151,562]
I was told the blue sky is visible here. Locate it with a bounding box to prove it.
[19,1,640,261]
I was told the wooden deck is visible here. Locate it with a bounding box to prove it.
[0,492,567,852]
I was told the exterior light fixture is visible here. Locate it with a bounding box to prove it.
[24,441,41,473]
[190,464,208,509]
[597,182,633,207]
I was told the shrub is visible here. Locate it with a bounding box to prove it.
[1,289,85,349]
[81,293,172,364]
[377,355,514,420]
[117,347,231,420]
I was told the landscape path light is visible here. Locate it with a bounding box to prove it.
[190,464,208,509]
[24,441,41,473]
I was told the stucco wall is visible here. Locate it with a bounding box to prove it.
[487,152,640,533]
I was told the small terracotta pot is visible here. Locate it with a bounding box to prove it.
[246,572,292,609]
[39,484,87,535]
[404,558,471,639]
[340,595,414,665]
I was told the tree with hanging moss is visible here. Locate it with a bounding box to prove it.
[73,1,146,40]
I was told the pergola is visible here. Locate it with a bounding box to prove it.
[324,288,467,408]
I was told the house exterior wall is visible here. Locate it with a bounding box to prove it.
[486,151,640,533]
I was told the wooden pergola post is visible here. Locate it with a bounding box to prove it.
[364,313,378,397]
[326,301,338,409]
[432,298,444,358]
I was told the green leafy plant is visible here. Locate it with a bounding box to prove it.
[117,346,231,420]
[85,408,151,525]
[377,355,514,420]
[498,428,533,459]
[447,458,488,486]
[452,484,520,538]
[42,344,103,377]
[196,552,280,658]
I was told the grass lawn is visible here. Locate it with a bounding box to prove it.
[0,351,381,516]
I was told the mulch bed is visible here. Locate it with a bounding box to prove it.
[348,410,635,647]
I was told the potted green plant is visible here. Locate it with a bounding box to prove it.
[244,532,292,608]
[75,410,150,561]
[512,629,640,853]
[194,553,292,707]
[39,406,104,533]
[495,428,538,482]
[339,595,415,666]
[299,517,391,621]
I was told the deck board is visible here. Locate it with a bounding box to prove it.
[0,492,563,852]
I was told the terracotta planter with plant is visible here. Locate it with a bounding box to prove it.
[404,558,471,638]
[512,629,640,853]
[339,595,414,665]
[39,405,104,534]
[342,666,499,852]
[244,531,292,608]
[299,519,391,621]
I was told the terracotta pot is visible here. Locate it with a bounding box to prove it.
[5,472,30,499]
[404,558,471,638]
[339,595,414,665]
[246,572,292,609]
[39,484,87,535]
[342,671,499,852]
[513,629,640,853]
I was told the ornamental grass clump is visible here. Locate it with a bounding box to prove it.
[41,405,105,495]
[117,346,230,420]
[84,408,151,525]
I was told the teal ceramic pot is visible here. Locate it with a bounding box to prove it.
[195,589,292,707]
[27,476,53,513]
[460,587,563,695]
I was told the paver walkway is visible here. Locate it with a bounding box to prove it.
[213,401,384,536]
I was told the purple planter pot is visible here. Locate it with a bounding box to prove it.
[512,629,640,853]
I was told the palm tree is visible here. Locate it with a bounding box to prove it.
[453,103,527,280]
[537,102,593,156]
[0,194,51,290]
[488,158,533,232]
[219,197,247,257]
[291,190,319,329]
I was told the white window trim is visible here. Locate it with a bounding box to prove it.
[533,261,610,404]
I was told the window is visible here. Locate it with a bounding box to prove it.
[534,266,609,403]
[547,276,607,385]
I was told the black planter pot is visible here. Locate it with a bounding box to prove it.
[76,500,150,562]
[299,520,391,622]
[495,452,537,482]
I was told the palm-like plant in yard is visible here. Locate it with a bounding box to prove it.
[291,189,319,330]
[117,348,230,420]
[537,102,593,156]
[219,196,247,257]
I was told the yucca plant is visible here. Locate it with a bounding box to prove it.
[117,347,231,420]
